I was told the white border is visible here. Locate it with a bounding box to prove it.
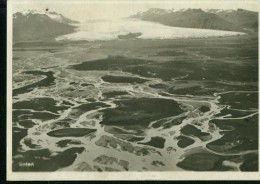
[6,0,260,181]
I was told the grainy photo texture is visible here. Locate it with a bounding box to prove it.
[8,0,259,179]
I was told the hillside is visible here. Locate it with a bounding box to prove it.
[213,9,258,32]
[13,10,79,42]
[131,8,258,32]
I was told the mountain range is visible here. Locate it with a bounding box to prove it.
[13,8,258,43]
[131,8,258,32]
[13,10,79,42]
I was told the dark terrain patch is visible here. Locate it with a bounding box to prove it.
[199,106,210,113]
[151,116,185,129]
[190,47,258,59]
[218,92,258,110]
[71,56,150,71]
[100,98,184,128]
[157,50,187,56]
[149,83,168,89]
[177,151,237,171]
[214,107,255,118]
[13,71,55,96]
[95,135,155,156]
[47,128,96,137]
[13,110,59,122]
[13,147,84,171]
[139,136,166,149]
[12,127,28,156]
[180,124,211,141]
[169,81,258,96]
[127,136,145,142]
[56,139,82,148]
[13,97,67,113]
[177,136,195,148]
[102,75,148,84]
[103,91,129,98]
[76,102,110,111]
[240,153,258,171]
[207,115,258,153]
[118,32,142,39]
[80,83,94,87]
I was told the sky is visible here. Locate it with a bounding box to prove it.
[10,0,259,22]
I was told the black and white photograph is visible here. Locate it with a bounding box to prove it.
[7,0,259,180]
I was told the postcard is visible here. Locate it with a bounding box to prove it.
[6,0,260,180]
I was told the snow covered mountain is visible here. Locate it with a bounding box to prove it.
[13,10,79,42]
[131,8,258,32]
[15,9,79,24]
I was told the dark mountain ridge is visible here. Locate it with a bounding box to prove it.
[131,8,258,32]
[13,10,79,42]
